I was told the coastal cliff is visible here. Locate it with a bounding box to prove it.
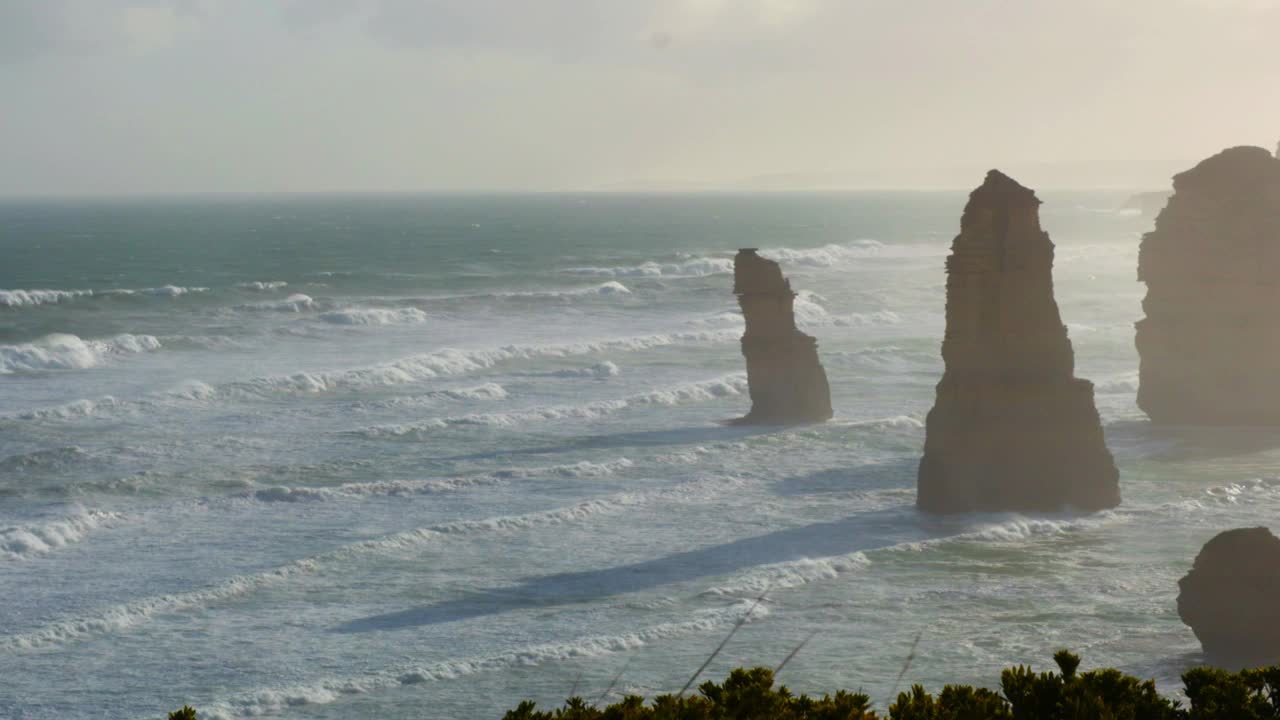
[731,249,832,425]
[917,171,1119,513]
[1136,146,1280,424]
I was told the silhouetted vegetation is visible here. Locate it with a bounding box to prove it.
[497,651,1280,720]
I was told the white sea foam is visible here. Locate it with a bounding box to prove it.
[252,458,636,502]
[201,601,767,719]
[231,330,735,397]
[237,293,315,312]
[237,280,288,291]
[760,239,885,266]
[0,285,208,307]
[2,475,745,649]
[792,292,900,328]
[1,509,125,560]
[135,285,208,297]
[890,512,1129,554]
[0,288,95,307]
[704,552,872,597]
[1095,373,1139,394]
[359,374,747,437]
[318,307,428,325]
[549,361,621,379]
[0,333,161,373]
[499,281,633,298]
[563,257,734,278]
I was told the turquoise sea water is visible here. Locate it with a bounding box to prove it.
[2,192,1276,719]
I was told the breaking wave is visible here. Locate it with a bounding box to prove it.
[252,458,636,503]
[226,330,736,397]
[0,333,162,374]
[1,475,746,650]
[1,509,125,560]
[0,289,94,307]
[549,361,621,379]
[563,257,734,278]
[793,292,901,328]
[318,307,428,325]
[237,293,316,312]
[236,280,288,291]
[201,601,767,719]
[0,285,208,307]
[358,374,747,438]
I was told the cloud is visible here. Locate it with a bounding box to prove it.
[0,0,207,62]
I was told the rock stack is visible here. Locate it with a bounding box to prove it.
[1136,146,1280,424]
[1178,527,1280,666]
[731,249,832,425]
[917,171,1120,513]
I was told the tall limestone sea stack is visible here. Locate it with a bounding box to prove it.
[917,171,1120,513]
[1136,146,1280,424]
[731,249,833,425]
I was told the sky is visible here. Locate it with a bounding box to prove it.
[1,0,1277,195]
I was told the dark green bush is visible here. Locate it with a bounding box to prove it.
[168,652,1280,719]
[499,651,1280,720]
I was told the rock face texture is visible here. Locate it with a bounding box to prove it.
[1178,527,1280,666]
[917,171,1120,513]
[1136,146,1280,424]
[731,249,832,425]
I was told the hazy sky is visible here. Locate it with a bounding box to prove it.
[2,0,1277,195]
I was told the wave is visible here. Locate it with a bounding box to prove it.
[759,239,886,267]
[0,285,208,307]
[0,446,92,472]
[201,601,767,719]
[1,509,124,560]
[358,374,747,438]
[704,552,872,597]
[1,475,748,650]
[0,333,161,374]
[0,288,94,307]
[236,281,288,291]
[704,507,1127,599]
[792,292,901,328]
[1095,373,1139,394]
[547,361,621,379]
[494,281,633,299]
[236,293,316,312]
[318,307,428,325]
[891,511,1129,554]
[252,458,637,503]
[563,257,734,278]
[228,330,736,398]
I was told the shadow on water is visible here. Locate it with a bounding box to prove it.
[333,505,920,634]
[333,457,1009,636]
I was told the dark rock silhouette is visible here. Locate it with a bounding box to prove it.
[1136,146,1280,424]
[1178,527,1280,667]
[731,249,832,425]
[917,171,1120,513]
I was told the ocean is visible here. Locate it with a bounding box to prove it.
[2,192,1275,719]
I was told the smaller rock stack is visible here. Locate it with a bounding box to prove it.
[917,171,1120,513]
[1178,527,1280,666]
[731,249,832,425]
[1135,146,1280,424]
